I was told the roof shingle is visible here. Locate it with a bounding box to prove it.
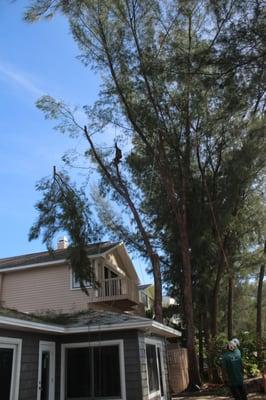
[0,242,120,270]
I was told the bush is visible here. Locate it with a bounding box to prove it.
[238,332,261,378]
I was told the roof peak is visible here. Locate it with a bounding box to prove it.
[0,241,122,270]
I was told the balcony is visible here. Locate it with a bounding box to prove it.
[88,277,139,309]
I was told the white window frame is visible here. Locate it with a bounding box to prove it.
[0,336,22,400]
[70,260,96,290]
[144,337,166,400]
[60,339,126,400]
[37,341,55,400]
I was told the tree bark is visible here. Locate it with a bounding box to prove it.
[179,192,201,387]
[198,312,204,378]
[227,274,234,340]
[151,252,163,322]
[211,256,225,338]
[84,127,163,322]
[256,261,265,366]
[203,293,213,382]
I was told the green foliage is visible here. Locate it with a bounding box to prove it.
[238,332,261,378]
[23,0,265,383]
[29,171,100,293]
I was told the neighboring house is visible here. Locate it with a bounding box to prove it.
[138,285,177,314]
[162,297,177,308]
[0,240,181,400]
[138,284,154,312]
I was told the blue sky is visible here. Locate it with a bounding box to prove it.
[0,1,149,283]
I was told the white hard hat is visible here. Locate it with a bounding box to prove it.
[231,338,240,347]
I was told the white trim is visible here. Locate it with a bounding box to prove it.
[37,341,55,400]
[0,315,180,337]
[70,261,95,290]
[0,243,123,274]
[104,259,126,278]
[0,336,22,400]
[97,242,123,257]
[60,339,126,400]
[0,259,67,273]
[0,316,65,333]
[144,337,166,400]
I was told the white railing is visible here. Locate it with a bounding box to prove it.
[92,277,139,304]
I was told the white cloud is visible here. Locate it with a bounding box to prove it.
[0,60,44,97]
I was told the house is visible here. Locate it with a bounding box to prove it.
[138,284,154,313]
[0,240,181,400]
[162,297,177,308]
[0,239,141,314]
[138,285,177,316]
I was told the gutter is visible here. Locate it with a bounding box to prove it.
[0,315,181,338]
[0,259,68,273]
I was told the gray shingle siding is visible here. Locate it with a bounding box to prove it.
[138,333,170,400]
[0,327,171,400]
[0,329,57,400]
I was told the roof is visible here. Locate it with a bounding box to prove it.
[0,241,120,271]
[0,308,181,338]
[138,284,152,291]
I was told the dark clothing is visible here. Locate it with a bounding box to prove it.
[222,349,244,386]
[230,384,247,400]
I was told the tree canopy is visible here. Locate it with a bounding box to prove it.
[25,0,265,385]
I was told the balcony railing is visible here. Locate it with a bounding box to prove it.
[89,276,139,305]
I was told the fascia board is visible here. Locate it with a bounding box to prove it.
[0,244,123,274]
[0,259,68,273]
[96,242,123,257]
[0,316,64,333]
[0,315,181,338]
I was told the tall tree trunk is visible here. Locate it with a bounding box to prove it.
[211,257,225,338]
[210,236,229,339]
[209,261,224,383]
[151,253,163,322]
[227,274,234,340]
[155,147,201,386]
[179,194,201,387]
[256,261,265,366]
[203,293,213,382]
[198,312,204,378]
[85,128,163,322]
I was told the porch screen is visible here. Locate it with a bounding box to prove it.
[0,348,13,400]
[66,345,121,399]
[146,344,159,393]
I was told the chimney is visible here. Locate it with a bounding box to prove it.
[57,236,68,250]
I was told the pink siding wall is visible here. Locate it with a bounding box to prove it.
[0,263,93,313]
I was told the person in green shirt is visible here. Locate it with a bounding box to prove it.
[222,341,247,400]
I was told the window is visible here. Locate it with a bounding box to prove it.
[0,337,22,400]
[145,341,165,399]
[71,272,93,289]
[104,266,118,279]
[140,291,148,307]
[146,344,159,393]
[62,340,126,400]
[71,261,95,289]
[67,348,91,397]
